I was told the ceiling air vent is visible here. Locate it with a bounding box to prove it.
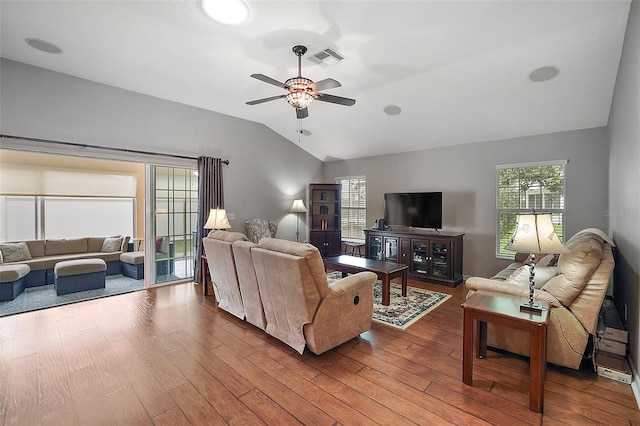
[309,47,345,65]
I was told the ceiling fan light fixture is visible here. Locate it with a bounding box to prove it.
[201,0,250,25]
[286,91,313,109]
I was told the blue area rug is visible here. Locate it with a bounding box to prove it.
[0,274,145,317]
[327,271,451,329]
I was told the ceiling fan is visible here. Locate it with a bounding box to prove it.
[246,45,356,119]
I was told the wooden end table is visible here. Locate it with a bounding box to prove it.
[323,255,408,306]
[461,291,549,413]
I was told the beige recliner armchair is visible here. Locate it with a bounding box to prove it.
[251,238,376,355]
[465,230,615,370]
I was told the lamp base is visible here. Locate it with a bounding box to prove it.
[520,301,544,315]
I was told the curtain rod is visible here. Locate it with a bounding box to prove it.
[0,134,230,165]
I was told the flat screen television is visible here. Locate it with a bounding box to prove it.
[384,192,443,230]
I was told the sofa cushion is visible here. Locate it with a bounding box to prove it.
[25,240,46,258]
[506,265,557,289]
[0,264,30,283]
[46,238,88,255]
[541,236,603,306]
[491,262,521,281]
[0,242,32,263]
[101,236,123,252]
[87,237,106,252]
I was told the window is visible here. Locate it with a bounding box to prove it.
[337,176,366,240]
[496,160,567,258]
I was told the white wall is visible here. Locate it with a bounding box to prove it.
[0,58,323,241]
[607,0,640,394]
[324,127,609,278]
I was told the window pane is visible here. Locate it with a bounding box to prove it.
[497,162,566,257]
[337,176,366,240]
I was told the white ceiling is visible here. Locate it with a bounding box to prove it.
[0,1,631,162]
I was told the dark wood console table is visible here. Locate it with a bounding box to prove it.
[364,228,464,287]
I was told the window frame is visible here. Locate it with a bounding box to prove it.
[336,175,367,241]
[495,159,568,259]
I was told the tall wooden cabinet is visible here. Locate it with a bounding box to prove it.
[364,228,464,287]
[308,183,341,257]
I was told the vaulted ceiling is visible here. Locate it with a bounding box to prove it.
[0,1,631,161]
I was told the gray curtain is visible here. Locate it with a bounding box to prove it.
[194,156,224,283]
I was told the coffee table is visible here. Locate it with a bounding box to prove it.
[323,255,408,306]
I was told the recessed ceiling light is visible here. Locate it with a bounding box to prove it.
[25,38,62,54]
[383,105,402,116]
[202,0,250,25]
[529,66,559,83]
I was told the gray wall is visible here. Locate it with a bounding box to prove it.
[607,0,640,389]
[0,58,323,240]
[324,127,609,278]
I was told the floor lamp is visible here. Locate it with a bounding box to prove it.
[290,199,307,242]
[504,212,568,315]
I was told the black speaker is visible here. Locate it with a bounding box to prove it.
[377,218,386,230]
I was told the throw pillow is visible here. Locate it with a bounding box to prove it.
[505,265,558,289]
[156,237,164,252]
[0,242,32,263]
[101,236,123,253]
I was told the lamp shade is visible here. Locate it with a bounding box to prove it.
[290,199,307,213]
[504,213,568,254]
[204,208,231,229]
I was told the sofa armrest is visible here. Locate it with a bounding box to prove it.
[327,271,377,296]
[304,271,376,354]
[465,277,562,308]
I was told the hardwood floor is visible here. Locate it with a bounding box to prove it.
[1,279,638,425]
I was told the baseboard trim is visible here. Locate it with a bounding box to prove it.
[629,357,640,409]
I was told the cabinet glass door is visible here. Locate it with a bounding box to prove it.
[411,240,429,275]
[384,237,398,262]
[430,241,449,278]
[370,236,383,260]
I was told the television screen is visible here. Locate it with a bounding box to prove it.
[384,192,442,229]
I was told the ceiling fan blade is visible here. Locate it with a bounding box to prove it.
[246,94,286,105]
[250,74,288,89]
[296,107,309,119]
[315,92,356,106]
[309,78,341,92]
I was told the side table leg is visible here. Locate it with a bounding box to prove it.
[462,308,474,385]
[477,320,487,359]
[529,323,547,413]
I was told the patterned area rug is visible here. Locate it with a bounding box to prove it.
[327,272,451,329]
[0,274,145,317]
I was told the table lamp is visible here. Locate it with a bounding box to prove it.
[504,212,568,314]
[290,199,307,242]
[204,208,232,230]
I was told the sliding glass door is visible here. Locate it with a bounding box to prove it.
[148,165,198,286]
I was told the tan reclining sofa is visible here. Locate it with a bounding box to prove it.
[465,229,614,370]
[203,232,376,355]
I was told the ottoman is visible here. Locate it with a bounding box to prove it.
[120,251,144,279]
[0,264,30,301]
[54,259,107,296]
